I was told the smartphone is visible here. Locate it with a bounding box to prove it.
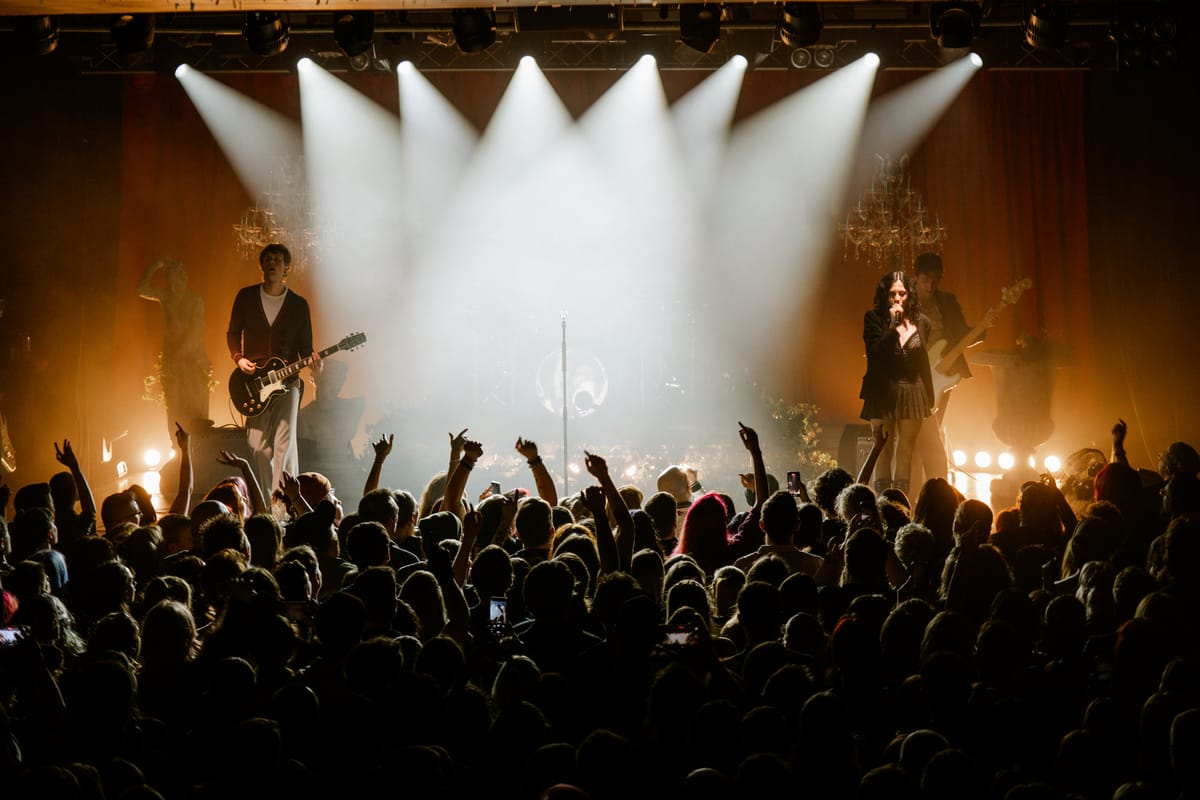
[661,623,697,648]
[787,471,803,495]
[489,480,502,496]
[489,596,508,625]
[0,626,27,646]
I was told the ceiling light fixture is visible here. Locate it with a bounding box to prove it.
[680,4,721,54]
[452,9,497,53]
[243,12,290,57]
[778,3,822,48]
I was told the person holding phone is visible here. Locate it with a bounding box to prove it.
[858,270,934,499]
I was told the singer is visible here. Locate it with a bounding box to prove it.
[858,270,934,498]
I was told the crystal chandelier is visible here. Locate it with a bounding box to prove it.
[232,156,322,272]
[840,153,947,270]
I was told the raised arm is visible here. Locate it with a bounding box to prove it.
[1110,418,1129,467]
[582,484,618,575]
[422,523,470,647]
[447,428,468,487]
[363,433,394,496]
[738,422,769,512]
[856,426,889,486]
[443,438,482,522]
[54,438,96,534]
[516,437,558,507]
[584,451,635,572]
[168,423,193,515]
[452,509,481,587]
[216,448,268,515]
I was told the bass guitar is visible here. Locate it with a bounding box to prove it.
[229,331,366,417]
[928,278,1031,398]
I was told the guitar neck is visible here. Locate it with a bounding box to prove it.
[274,343,344,380]
[935,317,992,372]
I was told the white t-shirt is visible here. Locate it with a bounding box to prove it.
[259,286,288,326]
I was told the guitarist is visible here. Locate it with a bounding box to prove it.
[913,252,999,481]
[226,243,321,498]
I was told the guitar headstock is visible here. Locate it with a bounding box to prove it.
[339,331,367,351]
[1000,277,1032,306]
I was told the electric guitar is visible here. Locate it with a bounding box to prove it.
[229,331,366,417]
[928,278,1031,398]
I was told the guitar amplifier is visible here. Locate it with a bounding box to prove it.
[838,423,874,478]
[189,425,252,497]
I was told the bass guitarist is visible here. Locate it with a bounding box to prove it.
[913,252,998,482]
[226,243,320,498]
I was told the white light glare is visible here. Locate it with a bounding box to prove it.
[638,54,656,68]
[624,464,639,478]
[865,52,881,67]
[974,451,993,469]
[952,450,968,467]
[1028,455,1038,468]
[997,452,1016,471]
[398,60,414,74]
[174,64,189,79]
[568,463,581,475]
[143,449,162,468]
[520,55,537,68]
[1044,455,1062,473]
[731,54,748,69]
[297,57,314,71]
[969,52,983,68]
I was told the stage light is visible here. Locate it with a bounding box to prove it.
[778,2,822,48]
[624,464,639,478]
[568,462,581,475]
[952,450,968,467]
[452,9,496,53]
[998,452,1016,471]
[969,52,983,67]
[1028,455,1038,468]
[789,48,812,69]
[14,15,60,56]
[812,47,836,68]
[144,449,162,468]
[243,12,289,57]
[111,14,155,54]
[680,4,721,55]
[1024,2,1066,52]
[334,11,375,71]
[1044,455,1062,473]
[174,63,189,78]
[974,451,993,469]
[930,2,979,59]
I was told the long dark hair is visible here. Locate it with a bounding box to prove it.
[873,270,922,320]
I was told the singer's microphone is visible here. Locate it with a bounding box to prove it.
[891,309,902,327]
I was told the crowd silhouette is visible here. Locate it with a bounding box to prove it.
[1,416,1198,800]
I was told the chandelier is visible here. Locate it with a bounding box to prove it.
[232,156,322,272]
[840,153,947,270]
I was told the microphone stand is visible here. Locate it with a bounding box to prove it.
[561,311,568,498]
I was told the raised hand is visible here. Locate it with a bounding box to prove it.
[174,421,191,453]
[582,484,606,515]
[462,509,482,543]
[449,428,469,459]
[372,433,394,461]
[515,437,539,460]
[584,451,609,479]
[739,472,754,490]
[279,470,301,501]
[54,438,80,470]
[216,449,248,468]
[872,425,889,449]
[1112,418,1127,444]
[463,439,483,462]
[738,421,759,452]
